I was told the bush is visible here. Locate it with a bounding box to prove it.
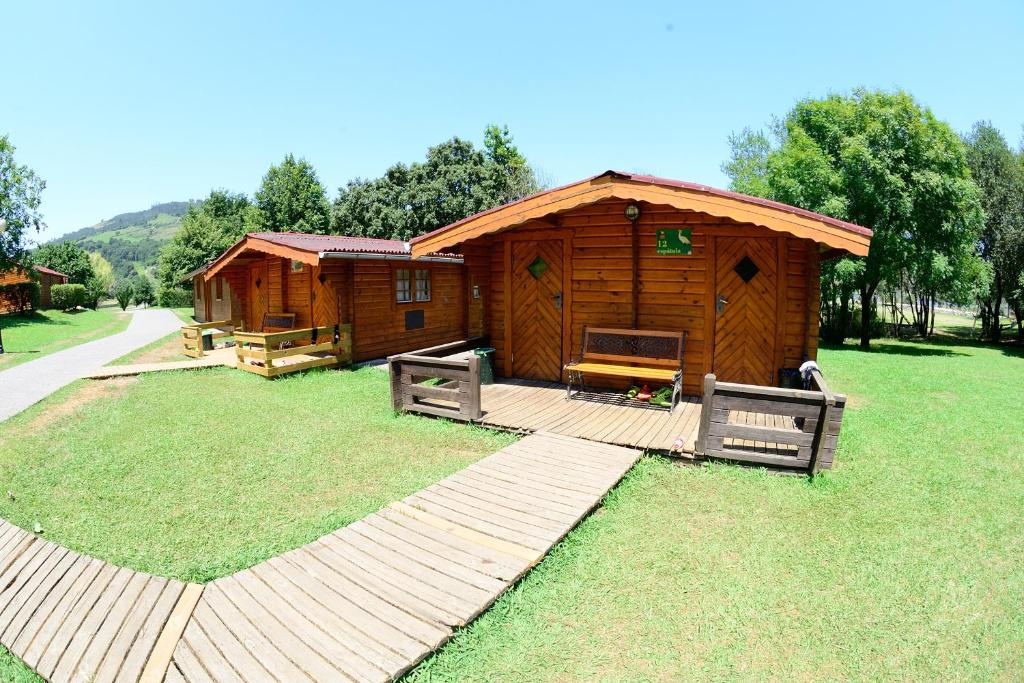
[0,282,40,314]
[157,286,193,308]
[114,280,134,311]
[83,277,107,310]
[50,283,86,311]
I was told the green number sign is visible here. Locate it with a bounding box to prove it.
[655,228,692,255]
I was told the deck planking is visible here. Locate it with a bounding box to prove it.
[0,520,201,683]
[167,432,641,682]
[477,379,702,452]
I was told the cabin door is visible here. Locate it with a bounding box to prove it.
[713,237,778,385]
[249,262,269,331]
[510,239,564,381]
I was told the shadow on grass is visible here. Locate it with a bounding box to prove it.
[822,328,1024,360]
[0,311,74,329]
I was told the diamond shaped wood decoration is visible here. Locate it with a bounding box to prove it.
[734,256,759,283]
[527,256,548,279]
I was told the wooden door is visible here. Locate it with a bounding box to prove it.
[510,239,564,381]
[249,262,269,331]
[713,237,778,385]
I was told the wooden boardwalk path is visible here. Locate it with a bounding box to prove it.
[167,432,641,682]
[0,520,202,683]
[84,348,237,379]
[478,379,703,453]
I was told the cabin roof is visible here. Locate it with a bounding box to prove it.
[201,232,460,282]
[410,170,872,257]
[33,264,68,278]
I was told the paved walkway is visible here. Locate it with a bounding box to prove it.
[0,308,181,422]
[0,433,641,682]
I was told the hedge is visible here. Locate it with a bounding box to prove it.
[50,283,86,311]
[157,286,193,308]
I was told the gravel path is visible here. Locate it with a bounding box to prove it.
[0,308,182,422]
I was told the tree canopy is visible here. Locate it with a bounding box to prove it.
[156,190,252,291]
[963,121,1024,339]
[724,89,984,347]
[0,135,45,272]
[251,154,330,234]
[331,125,540,241]
[34,241,95,285]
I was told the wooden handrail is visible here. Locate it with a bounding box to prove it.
[235,326,338,347]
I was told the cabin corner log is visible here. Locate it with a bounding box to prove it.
[694,371,846,472]
[389,339,485,420]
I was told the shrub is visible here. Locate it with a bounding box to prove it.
[0,282,40,314]
[114,280,134,311]
[157,286,193,308]
[50,283,86,311]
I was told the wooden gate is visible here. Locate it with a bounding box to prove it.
[249,261,269,331]
[511,239,564,381]
[713,237,778,385]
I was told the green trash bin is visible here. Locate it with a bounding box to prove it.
[473,347,496,385]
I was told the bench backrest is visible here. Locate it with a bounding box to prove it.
[262,312,297,333]
[580,327,685,368]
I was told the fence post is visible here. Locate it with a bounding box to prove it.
[694,373,716,456]
[807,368,835,475]
[466,354,482,421]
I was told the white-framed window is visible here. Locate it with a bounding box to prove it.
[415,269,431,302]
[396,268,411,303]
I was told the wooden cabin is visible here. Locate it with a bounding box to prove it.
[0,264,68,313]
[192,233,467,362]
[410,171,872,396]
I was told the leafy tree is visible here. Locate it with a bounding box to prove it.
[33,241,95,285]
[157,190,251,291]
[251,155,329,234]
[114,279,134,311]
[132,275,155,308]
[963,122,1024,340]
[331,125,541,241]
[0,135,45,272]
[88,252,115,295]
[724,89,984,347]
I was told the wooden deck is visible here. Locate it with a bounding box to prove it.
[167,432,641,682]
[477,379,703,453]
[0,520,202,683]
[84,347,238,379]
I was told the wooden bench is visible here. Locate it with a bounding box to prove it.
[564,327,687,411]
[261,312,296,333]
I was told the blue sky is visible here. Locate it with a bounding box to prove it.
[6,0,1023,242]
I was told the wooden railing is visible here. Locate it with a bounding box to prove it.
[180,319,243,358]
[695,369,846,473]
[388,337,487,420]
[234,324,352,378]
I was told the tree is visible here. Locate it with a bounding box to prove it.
[33,241,95,285]
[157,190,252,291]
[88,252,115,294]
[0,135,45,273]
[251,155,329,234]
[723,89,984,347]
[114,279,134,311]
[331,125,542,241]
[132,275,155,308]
[963,122,1024,341]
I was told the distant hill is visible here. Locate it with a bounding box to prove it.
[53,201,196,278]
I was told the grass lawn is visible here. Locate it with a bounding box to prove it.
[405,332,1024,681]
[0,367,514,583]
[107,306,195,366]
[0,304,129,370]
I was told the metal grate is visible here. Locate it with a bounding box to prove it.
[588,331,679,360]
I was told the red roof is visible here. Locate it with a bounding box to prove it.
[33,264,68,278]
[249,232,408,255]
[411,170,872,245]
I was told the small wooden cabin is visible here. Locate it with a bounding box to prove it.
[191,233,468,362]
[410,171,872,396]
[0,264,68,312]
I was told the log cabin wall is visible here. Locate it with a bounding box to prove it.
[349,261,467,362]
[463,198,822,395]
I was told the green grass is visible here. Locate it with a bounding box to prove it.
[0,367,515,583]
[0,305,129,370]
[404,332,1024,681]
[107,307,194,366]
